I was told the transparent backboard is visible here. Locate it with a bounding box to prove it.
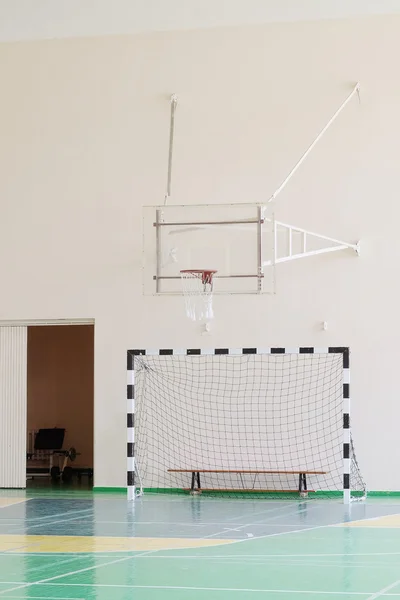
[143,204,275,295]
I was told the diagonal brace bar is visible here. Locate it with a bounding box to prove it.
[267,83,360,204]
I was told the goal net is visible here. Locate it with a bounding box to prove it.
[129,349,366,501]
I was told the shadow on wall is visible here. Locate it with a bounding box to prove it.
[27,325,94,468]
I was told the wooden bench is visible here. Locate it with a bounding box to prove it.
[167,469,327,495]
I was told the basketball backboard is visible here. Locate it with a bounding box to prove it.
[142,203,276,295]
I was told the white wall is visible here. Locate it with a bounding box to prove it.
[0,15,398,490]
[1,0,400,42]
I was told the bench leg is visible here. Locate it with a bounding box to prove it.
[190,472,201,494]
[299,473,308,497]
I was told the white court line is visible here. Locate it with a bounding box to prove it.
[0,554,82,579]
[0,539,78,558]
[1,582,399,596]
[6,550,400,559]
[61,521,315,531]
[3,583,399,595]
[221,502,309,523]
[224,522,338,547]
[222,559,400,570]
[2,510,394,596]
[188,559,400,570]
[28,507,94,520]
[0,550,155,596]
[115,551,400,559]
[0,500,28,509]
[136,498,292,507]
[7,515,95,535]
[334,513,400,528]
[3,507,94,524]
[201,502,333,539]
[226,499,356,530]
[77,520,314,527]
[367,580,400,600]
[198,508,400,549]
[0,520,335,596]
[347,527,400,530]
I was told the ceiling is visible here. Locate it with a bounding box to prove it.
[0,0,400,42]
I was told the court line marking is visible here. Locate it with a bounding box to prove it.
[0,522,314,531]
[0,523,337,561]
[2,556,400,570]
[67,520,317,527]
[221,501,314,523]
[0,555,84,579]
[335,513,400,528]
[0,539,74,557]
[0,521,345,565]
[0,520,335,596]
[6,515,96,535]
[0,551,155,596]
[367,580,400,600]
[4,509,395,594]
[222,499,348,526]
[1,512,398,556]
[225,521,339,547]
[112,551,400,558]
[3,583,400,595]
[131,501,316,537]
[27,507,94,521]
[1,507,94,524]
[8,550,400,556]
[201,503,338,539]
[143,498,306,505]
[0,500,29,510]
[4,550,400,559]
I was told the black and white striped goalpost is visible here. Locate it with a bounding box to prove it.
[127,347,354,503]
[127,350,136,501]
[341,347,351,505]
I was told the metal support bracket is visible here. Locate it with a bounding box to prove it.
[264,219,360,267]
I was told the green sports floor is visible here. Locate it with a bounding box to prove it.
[1,488,400,599]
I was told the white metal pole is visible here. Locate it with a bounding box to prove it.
[164,94,178,206]
[268,83,360,204]
[273,220,278,264]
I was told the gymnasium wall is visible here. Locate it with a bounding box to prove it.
[0,15,397,489]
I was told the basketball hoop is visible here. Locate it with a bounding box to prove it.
[180,269,217,322]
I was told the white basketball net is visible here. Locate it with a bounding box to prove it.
[180,270,216,322]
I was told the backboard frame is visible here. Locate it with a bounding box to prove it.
[143,203,275,296]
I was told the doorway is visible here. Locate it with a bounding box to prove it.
[26,324,94,488]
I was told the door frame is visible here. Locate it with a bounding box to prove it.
[0,318,94,327]
[0,318,95,488]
